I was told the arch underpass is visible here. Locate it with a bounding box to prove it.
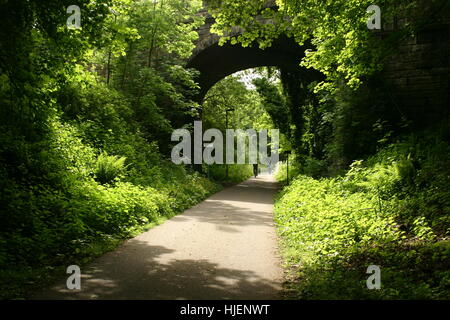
[185,8,324,172]
[187,36,317,102]
[186,10,323,103]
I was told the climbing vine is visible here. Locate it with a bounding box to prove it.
[206,0,436,90]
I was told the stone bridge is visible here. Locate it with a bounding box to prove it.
[186,3,449,128]
[185,7,321,103]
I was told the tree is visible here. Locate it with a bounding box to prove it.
[205,0,438,90]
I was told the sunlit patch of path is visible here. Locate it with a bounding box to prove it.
[34,174,283,300]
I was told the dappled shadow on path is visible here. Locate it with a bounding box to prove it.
[33,176,282,300]
[178,200,275,233]
[34,240,281,300]
[171,176,280,233]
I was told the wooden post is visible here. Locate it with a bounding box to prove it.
[225,107,234,180]
[225,110,229,180]
[286,153,289,184]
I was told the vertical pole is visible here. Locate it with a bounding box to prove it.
[286,154,289,184]
[225,110,229,180]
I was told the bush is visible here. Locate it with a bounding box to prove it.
[95,153,127,185]
[275,154,324,183]
[206,164,253,183]
[0,110,221,299]
[275,126,450,299]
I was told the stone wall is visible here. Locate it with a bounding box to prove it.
[382,2,450,128]
[191,2,450,127]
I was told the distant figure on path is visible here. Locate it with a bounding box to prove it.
[253,163,258,177]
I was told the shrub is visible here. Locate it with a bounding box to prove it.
[275,127,450,299]
[95,153,127,185]
[206,164,253,183]
[0,115,221,299]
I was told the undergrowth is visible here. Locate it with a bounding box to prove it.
[274,125,450,299]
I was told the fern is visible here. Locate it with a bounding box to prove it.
[95,153,127,184]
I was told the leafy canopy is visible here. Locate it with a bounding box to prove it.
[206,0,420,89]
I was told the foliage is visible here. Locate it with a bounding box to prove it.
[206,164,253,184]
[257,69,410,173]
[0,0,220,299]
[102,0,204,154]
[0,109,221,299]
[203,73,270,131]
[206,0,446,89]
[252,77,290,140]
[95,153,127,184]
[202,71,276,184]
[1,0,448,301]
[274,154,301,182]
[274,125,450,299]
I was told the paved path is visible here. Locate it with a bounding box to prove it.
[34,174,283,300]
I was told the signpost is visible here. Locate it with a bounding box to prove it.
[225,107,235,179]
[281,150,292,184]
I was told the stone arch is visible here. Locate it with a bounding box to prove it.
[186,34,324,103]
[185,11,324,172]
[186,8,323,102]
